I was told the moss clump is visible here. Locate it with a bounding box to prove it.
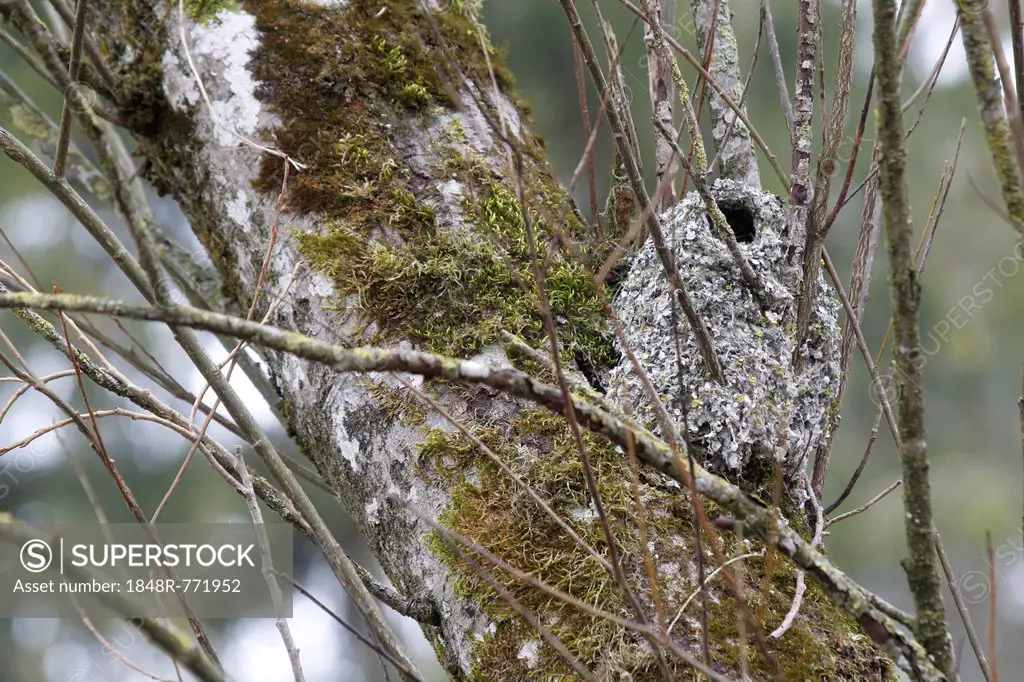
[184,0,238,22]
[421,406,893,679]
[705,561,894,680]
[420,409,659,678]
[247,1,614,362]
[249,0,515,217]
[296,206,613,360]
[398,80,432,108]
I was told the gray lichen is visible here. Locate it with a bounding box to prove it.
[692,0,760,188]
[607,179,840,481]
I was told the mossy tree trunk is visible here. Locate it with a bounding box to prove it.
[88,0,892,678]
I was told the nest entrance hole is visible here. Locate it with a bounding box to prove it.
[715,199,756,243]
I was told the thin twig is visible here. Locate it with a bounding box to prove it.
[667,551,764,637]
[52,0,89,178]
[654,119,770,310]
[234,445,305,682]
[735,525,750,679]
[825,407,881,515]
[826,479,901,527]
[571,36,603,240]
[761,0,793,140]
[986,531,999,682]
[44,0,116,88]
[670,284,710,666]
[278,572,425,682]
[617,0,791,187]
[934,527,991,682]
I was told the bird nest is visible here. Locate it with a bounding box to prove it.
[606,179,841,481]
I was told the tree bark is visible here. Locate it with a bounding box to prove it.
[87,1,894,678]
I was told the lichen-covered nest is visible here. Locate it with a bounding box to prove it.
[607,179,841,479]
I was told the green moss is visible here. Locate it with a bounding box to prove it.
[246,1,609,362]
[362,379,428,426]
[184,0,238,22]
[249,0,516,218]
[420,409,653,678]
[287,119,612,360]
[706,562,894,680]
[296,207,612,360]
[398,81,432,109]
[421,408,893,679]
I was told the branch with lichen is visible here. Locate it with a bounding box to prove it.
[794,0,855,356]
[644,0,677,209]
[785,0,818,295]
[955,0,1024,236]
[873,0,952,675]
[691,0,760,188]
[618,0,789,189]
[0,289,946,681]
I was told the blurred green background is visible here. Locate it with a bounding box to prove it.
[0,0,1020,680]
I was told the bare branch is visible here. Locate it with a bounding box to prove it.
[934,528,991,682]
[874,0,952,673]
[234,445,306,682]
[826,479,901,527]
[956,0,1024,235]
[760,0,793,140]
[52,0,89,178]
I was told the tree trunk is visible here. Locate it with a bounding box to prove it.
[92,1,893,678]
